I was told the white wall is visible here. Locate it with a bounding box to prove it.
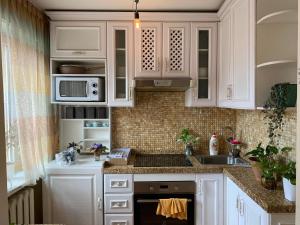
[0,37,9,224]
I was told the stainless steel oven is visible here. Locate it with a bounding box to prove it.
[134,181,195,225]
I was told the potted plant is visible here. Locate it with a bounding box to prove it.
[90,143,108,161]
[177,128,199,156]
[282,161,296,201]
[245,143,292,188]
[260,157,277,190]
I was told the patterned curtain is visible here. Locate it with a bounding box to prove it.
[0,0,58,184]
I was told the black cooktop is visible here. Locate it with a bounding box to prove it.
[134,154,193,167]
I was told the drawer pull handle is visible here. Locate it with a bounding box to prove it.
[111,200,128,208]
[72,51,86,55]
[110,180,128,188]
[111,221,127,225]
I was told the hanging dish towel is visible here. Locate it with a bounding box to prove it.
[156,198,188,220]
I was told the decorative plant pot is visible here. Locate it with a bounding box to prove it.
[261,177,277,190]
[249,157,262,182]
[283,177,296,202]
[273,83,297,107]
[184,145,193,156]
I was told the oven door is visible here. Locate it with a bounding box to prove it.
[134,194,194,225]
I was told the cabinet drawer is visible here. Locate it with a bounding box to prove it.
[104,174,133,193]
[104,194,133,213]
[105,214,133,225]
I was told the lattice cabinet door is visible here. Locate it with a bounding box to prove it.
[163,23,190,77]
[135,22,162,78]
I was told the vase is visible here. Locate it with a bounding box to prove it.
[94,150,101,161]
[184,145,193,156]
[283,177,296,201]
[261,177,277,190]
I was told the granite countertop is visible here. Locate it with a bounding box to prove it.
[104,155,295,214]
[224,167,295,213]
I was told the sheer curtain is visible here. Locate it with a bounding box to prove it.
[0,0,58,184]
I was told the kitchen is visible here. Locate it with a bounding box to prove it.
[0,0,299,225]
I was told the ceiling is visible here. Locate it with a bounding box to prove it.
[29,0,225,12]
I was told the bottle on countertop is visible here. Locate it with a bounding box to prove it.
[209,133,218,155]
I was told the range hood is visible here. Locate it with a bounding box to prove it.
[134,78,192,91]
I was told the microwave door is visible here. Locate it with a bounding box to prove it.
[56,78,89,101]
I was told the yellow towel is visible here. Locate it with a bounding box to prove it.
[156,198,188,220]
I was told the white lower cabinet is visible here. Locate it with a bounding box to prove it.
[196,174,224,225]
[104,174,134,225]
[43,164,103,225]
[225,176,295,225]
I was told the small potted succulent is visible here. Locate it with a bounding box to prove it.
[90,143,108,161]
[282,161,296,202]
[177,128,199,156]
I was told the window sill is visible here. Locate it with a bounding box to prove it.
[7,171,27,197]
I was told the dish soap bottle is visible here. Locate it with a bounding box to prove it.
[209,133,218,155]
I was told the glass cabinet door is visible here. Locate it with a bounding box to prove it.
[107,22,134,107]
[186,23,217,107]
[115,30,126,99]
[198,30,209,99]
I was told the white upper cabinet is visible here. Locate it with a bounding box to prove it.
[218,0,297,109]
[163,23,190,77]
[107,22,134,107]
[135,22,190,78]
[50,21,106,58]
[218,0,255,109]
[135,22,163,78]
[186,22,217,107]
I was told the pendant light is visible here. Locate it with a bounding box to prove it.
[134,0,140,29]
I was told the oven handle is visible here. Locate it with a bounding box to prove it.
[136,199,193,203]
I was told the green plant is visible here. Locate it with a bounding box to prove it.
[176,128,199,146]
[282,161,296,185]
[263,83,289,145]
[246,143,292,181]
[245,143,291,161]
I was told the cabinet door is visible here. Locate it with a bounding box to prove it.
[186,23,217,107]
[218,12,233,106]
[225,177,239,225]
[107,22,134,107]
[44,172,103,225]
[51,21,106,58]
[162,22,190,77]
[239,190,267,225]
[196,174,223,225]
[135,22,162,78]
[230,0,255,109]
[218,0,255,109]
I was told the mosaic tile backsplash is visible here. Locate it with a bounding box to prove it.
[236,109,296,160]
[112,92,236,155]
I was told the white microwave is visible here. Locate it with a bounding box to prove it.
[55,77,105,102]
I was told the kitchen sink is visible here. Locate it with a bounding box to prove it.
[196,155,250,166]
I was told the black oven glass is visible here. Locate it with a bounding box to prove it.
[134,194,194,225]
